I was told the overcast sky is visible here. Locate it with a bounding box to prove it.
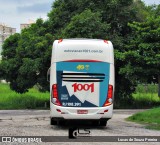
[0,0,160,32]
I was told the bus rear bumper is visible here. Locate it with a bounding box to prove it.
[50,104,113,120]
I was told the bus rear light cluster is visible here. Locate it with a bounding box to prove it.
[58,39,63,43]
[52,84,62,106]
[104,40,108,44]
[103,85,113,107]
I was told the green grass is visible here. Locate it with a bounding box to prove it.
[131,84,160,108]
[127,107,160,130]
[133,93,159,102]
[135,84,158,94]
[115,84,160,109]
[127,84,160,130]
[0,83,50,109]
[0,83,159,109]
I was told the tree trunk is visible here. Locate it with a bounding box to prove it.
[158,75,160,97]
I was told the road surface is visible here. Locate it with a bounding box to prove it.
[0,109,159,145]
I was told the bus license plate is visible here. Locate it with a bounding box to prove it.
[77,110,88,114]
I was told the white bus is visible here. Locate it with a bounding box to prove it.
[50,39,115,126]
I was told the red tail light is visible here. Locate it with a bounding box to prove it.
[103,85,113,107]
[58,39,63,43]
[52,84,62,106]
[107,85,113,99]
[104,40,108,44]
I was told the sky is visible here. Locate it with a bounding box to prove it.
[0,0,160,33]
[0,0,53,32]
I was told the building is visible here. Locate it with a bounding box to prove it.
[20,19,35,30]
[0,24,16,59]
[20,24,31,30]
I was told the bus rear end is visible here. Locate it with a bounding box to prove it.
[50,39,114,126]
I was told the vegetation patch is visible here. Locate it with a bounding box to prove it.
[0,83,49,109]
[115,84,160,109]
[132,84,160,108]
[127,107,160,130]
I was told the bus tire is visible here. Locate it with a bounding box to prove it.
[99,120,107,126]
[92,120,99,126]
[50,118,57,125]
[58,120,65,126]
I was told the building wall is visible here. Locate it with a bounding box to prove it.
[0,24,16,59]
[20,24,31,30]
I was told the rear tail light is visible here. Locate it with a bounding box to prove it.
[52,84,62,106]
[58,39,63,43]
[104,40,108,44]
[103,85,113,107]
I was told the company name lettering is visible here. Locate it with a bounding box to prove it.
[72,83,94,93]
[64,49,103,53]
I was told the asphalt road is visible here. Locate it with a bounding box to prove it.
[0,109,159,145]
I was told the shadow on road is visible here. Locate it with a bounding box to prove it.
[50,120,110,130]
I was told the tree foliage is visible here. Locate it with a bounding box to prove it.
[61,9,110,38]
[120,5,160,96]
[0,33,22,91]
[0,19,53,93]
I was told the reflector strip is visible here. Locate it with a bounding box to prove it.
[56,109,61,112]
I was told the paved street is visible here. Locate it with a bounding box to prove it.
[0,109,159,145]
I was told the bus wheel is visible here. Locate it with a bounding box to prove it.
[58,120,65,126]
[99,121,107,126]
[50,118,57,125]
[92,120,99,126]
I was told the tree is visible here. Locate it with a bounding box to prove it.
[132,0,151,22]
[0,19,53,93]
[0,33,22,91]
[120,11,160,96]
[61,9,110,38]
[16,19,53,93]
